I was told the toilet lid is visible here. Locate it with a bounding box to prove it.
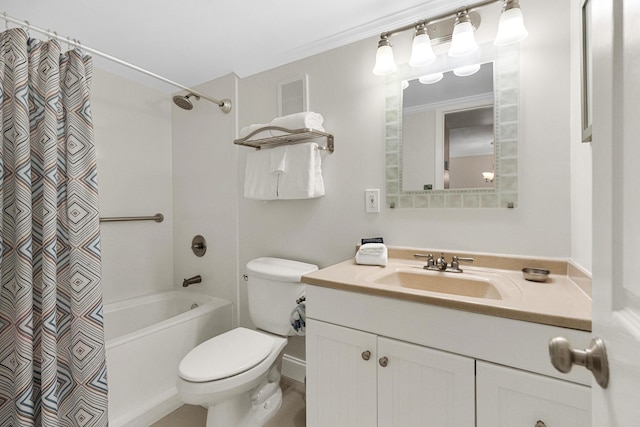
[178,328,275,382]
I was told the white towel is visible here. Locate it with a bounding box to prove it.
[355,243,388,266]
[270,112,325,136]
[270,145,288,174]
[244,149,279,200]
[277,142,325,199]
[239,123,270,140]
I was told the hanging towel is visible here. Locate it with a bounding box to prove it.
[270,145,288,174]
[270,112,325,136]
[244,148,279,200]
[289,300,306,336]
[277,142,325,199]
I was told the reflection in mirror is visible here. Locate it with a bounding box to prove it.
[443,105,494,189]
[402,63,495,191]
[385,44,519,209]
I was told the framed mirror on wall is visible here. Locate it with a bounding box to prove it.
[581,0,592,143]
[385,43,519,209]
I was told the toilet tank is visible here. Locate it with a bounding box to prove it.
[246,257,318,336]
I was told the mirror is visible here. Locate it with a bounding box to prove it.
[385,44,519,209]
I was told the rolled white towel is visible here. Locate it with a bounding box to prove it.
[270,112,325,136]
[239,123,271,139]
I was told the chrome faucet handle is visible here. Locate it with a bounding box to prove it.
[450,256,474,272]
[416,253,436,269]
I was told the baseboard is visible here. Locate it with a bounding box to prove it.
[281,354,306,384]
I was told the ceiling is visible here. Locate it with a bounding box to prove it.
[1,0,471,92]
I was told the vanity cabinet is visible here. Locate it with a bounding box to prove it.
[476,361,590,427]
[306,319,475,427]
[305,284,592,427]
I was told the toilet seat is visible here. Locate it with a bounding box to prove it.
[178,328,275,382]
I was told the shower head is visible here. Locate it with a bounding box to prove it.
[172,93,200,110]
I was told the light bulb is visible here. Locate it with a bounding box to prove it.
[372,37,397,76]
[409,27,436,68]
[494,1,528,46]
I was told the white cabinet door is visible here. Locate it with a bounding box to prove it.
[377,337,475,427]
[306,319,377,427]
[476,361,591,427]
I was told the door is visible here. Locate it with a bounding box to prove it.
[591,0,640,424]
[305,319,377,427]
[377,337,475,426]
[476,361,590,427]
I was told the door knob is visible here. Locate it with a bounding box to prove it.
[379,357,388,367]
[548,336,609,388]
[361,351,371,361]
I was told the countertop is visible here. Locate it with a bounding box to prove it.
[302,247,592,331]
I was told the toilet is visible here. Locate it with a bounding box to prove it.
[176,257,318,427]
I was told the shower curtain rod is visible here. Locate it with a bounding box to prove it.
[2,12,232,113]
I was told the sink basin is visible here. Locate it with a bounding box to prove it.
[369,268,518,300]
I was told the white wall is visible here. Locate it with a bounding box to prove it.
[570,0,593,274]
[92,68,174,304]
[171,74,240,322]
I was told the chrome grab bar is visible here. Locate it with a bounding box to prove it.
[99,213,164,223]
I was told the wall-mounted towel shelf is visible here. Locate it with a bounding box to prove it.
[234,126,334,153]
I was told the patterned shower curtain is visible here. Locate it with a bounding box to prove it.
[0,28,108,426]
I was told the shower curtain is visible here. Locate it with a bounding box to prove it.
[0,28,108,426]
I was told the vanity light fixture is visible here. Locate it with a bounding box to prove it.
[409,23,436,67]
[448,9,478,57]
[372,0,528,76]
[372,34,398,76]
[494,0,529,46]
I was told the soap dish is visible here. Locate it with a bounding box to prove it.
[522,268,550,282]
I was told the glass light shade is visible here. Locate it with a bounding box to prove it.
[494,7,528,45]
[448,21,478,57]
[372,44,397,76]
[419,73,444,84]
[402,80,410,90]
[454,63,481,77]
[409,32,436,67]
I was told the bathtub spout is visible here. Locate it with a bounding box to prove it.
[183,275,202,287]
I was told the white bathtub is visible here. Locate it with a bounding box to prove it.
[104,290,232,427]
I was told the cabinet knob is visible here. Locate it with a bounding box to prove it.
[361,350,371,361]
[535,422,546,427]
[379,356,389,367]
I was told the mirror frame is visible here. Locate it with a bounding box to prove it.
[385,43,519,209]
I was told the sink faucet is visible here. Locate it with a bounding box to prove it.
[415,253,474,273]
[435,253,448,271]
[183,275,202,287]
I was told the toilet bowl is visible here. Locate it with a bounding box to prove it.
[176,257,317,427]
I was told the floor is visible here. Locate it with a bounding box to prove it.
[150,379,306,427]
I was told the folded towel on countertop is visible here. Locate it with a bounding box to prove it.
[356,243,388,266]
